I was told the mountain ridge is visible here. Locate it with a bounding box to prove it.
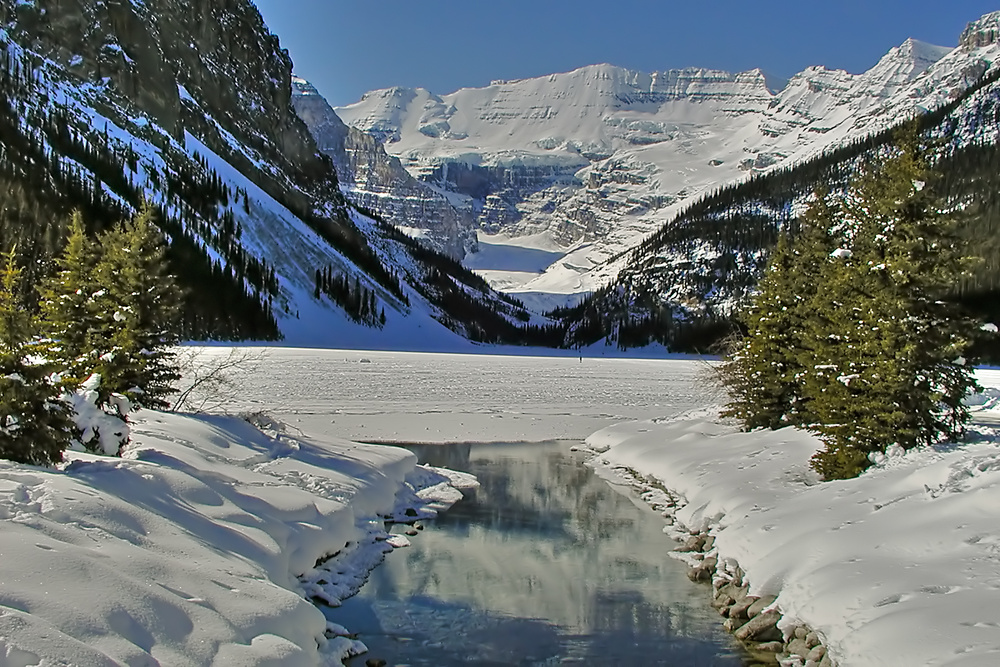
[332,16,999,311]
[0,0,543,349]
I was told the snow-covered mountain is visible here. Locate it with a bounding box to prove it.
[335,13,1000,308]
[0,0,538,348]
[291,77,478,259]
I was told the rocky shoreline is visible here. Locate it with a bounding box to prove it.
[598,463,836,667]
[678,531,833,667]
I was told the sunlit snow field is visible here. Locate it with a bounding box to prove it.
[5,348,1000,666]
[207,347,716,443]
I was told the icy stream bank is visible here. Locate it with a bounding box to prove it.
[585,370,1000,667]
[0,410,473,665]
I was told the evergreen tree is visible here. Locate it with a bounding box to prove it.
[806,131,980,477]
[38,212,100,382]
[723,127,981,480]
[94,204,184,411]
[722,189,840,429]
[0,249,74,465]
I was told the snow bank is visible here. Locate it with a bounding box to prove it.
[587,374,1000,667]
[0,409,466,666]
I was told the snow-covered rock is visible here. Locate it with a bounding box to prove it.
[291,77,477,259]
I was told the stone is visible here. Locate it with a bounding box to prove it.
[794,627,809,640]
[807,645,827,662]
[818,653,834,667]
[756,641,784,653]
[676,534,706,552]
[711,592,734,610]
[723,616,743,633]
[702,535,716,551]
[365,660,387,667]
[805,631,821,648]
[715,583,736,599]
[734,610,782,642]
[746,595,778,618]
[687,564,712,582]
[728,595,757,621]
[701,556,718,571]
[786,637,811,659]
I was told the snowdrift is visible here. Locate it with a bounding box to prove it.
[0,410,467,666]
[587,371,1000,667]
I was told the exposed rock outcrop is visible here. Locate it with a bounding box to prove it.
[961,11,1000,49]
[291,77,476,259]
[1,0,342,213]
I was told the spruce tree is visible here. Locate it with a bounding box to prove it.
[0,249,74,466]
[38,211,100,383]
[94,204,183,411]
[804,129,980,478]
[722,189,840,430]
[723,127,981,480]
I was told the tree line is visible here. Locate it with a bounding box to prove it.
[314,265,386,327]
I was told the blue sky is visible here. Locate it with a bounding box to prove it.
[252,1,1000,107]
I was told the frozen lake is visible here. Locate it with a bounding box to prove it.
[205,347,718,443]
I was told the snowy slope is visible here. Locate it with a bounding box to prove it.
[0,409,472,665]
[336,12,1000,308]
[586,369,1000,667]
[0,1,543,350]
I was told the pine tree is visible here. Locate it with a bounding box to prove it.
[722,127,982,480]
[38,211,100,383]
[804,129,980,478]
[0,248,74,466]
[94,204,184,411]
[722,189,840,430]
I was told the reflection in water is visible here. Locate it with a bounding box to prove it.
[329,442,744,666]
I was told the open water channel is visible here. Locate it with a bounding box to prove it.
[328,440,746,666]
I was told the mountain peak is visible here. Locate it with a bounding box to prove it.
[860,36,951,89]
[291,76,321,97]
[960,11,1000,49]
[898,37,953,63]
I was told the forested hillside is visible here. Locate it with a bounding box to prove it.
[558,66,1000,355]
[0,0,549,346]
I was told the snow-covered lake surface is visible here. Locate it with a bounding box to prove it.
[6,347,1000,666]
[209,347,715,443]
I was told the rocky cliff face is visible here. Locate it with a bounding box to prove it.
[1,0,340,210]
[961,11,1000,49]
[337,16,1000,307]
[291,77,476,259]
